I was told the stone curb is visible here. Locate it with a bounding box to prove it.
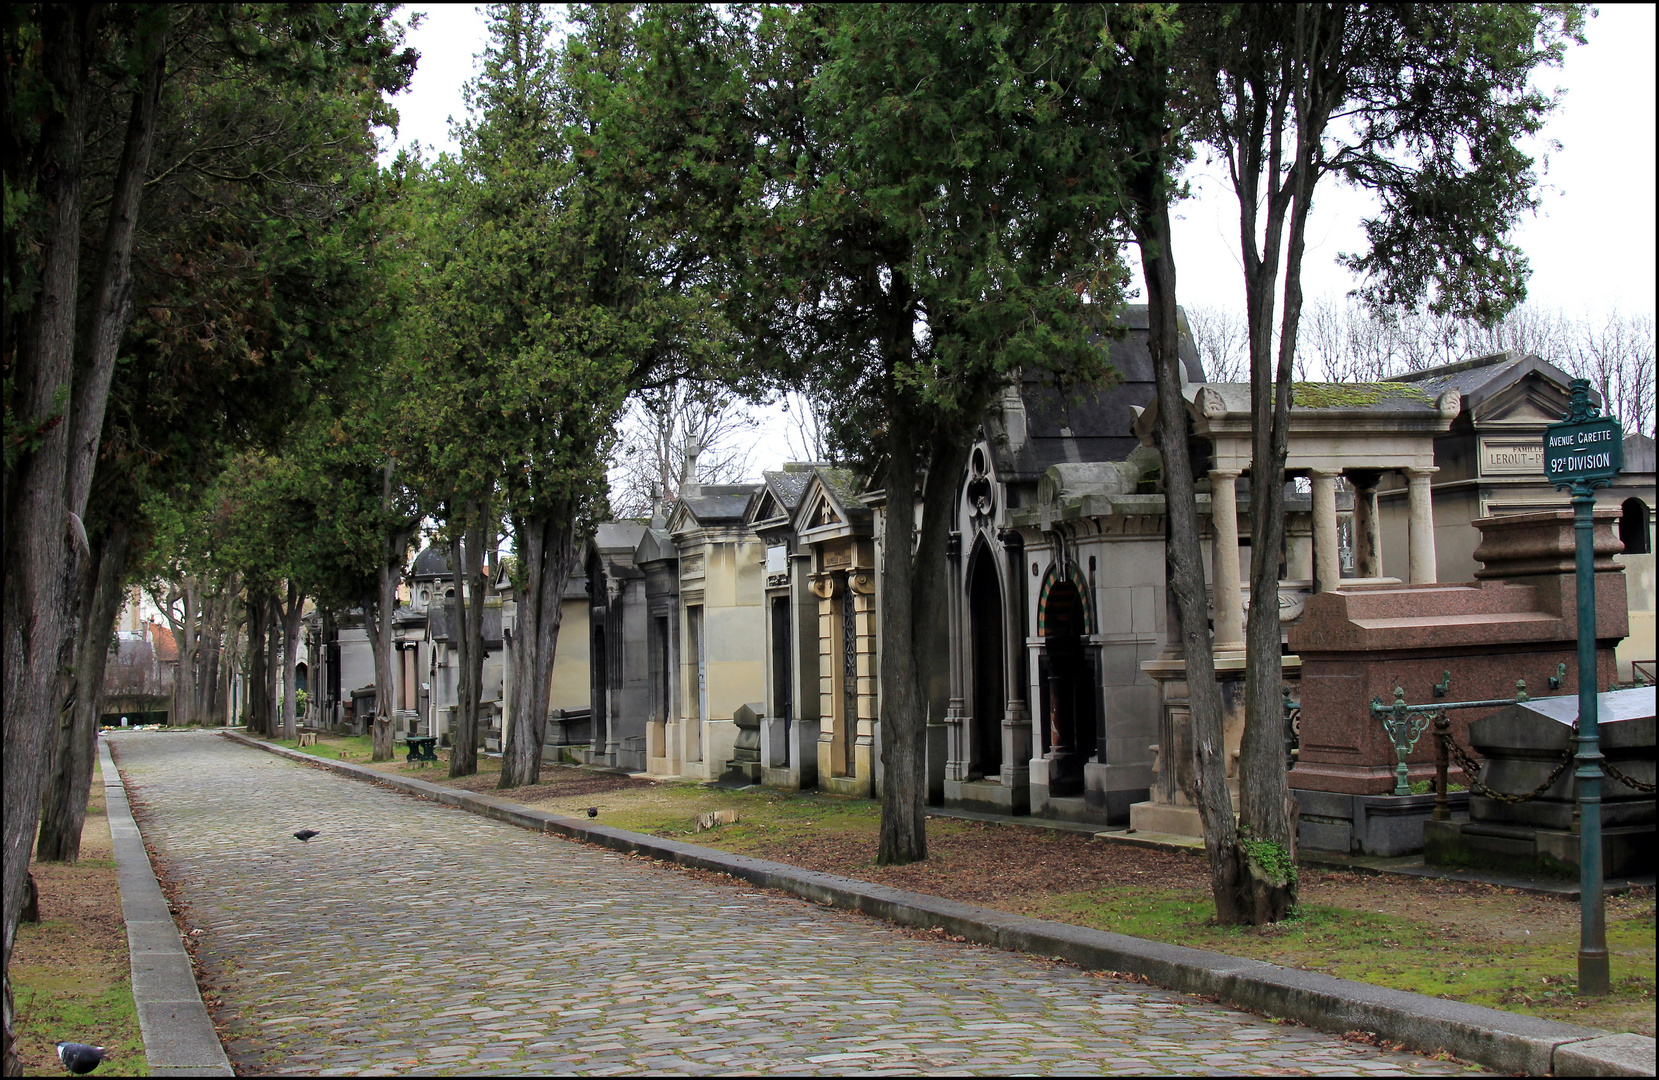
[100,737,236,1077]
[223,732,1652,1077]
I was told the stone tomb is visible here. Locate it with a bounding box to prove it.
[1127,379,1458,841]
[1288,509,1628,857]
[1423,686,1655,879]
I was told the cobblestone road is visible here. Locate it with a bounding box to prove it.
[112,733,1483,1076]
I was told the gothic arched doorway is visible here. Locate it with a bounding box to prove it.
[1040,578,1093,796]
[967,543,1004,778]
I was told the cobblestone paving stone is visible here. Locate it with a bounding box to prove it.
[113,734,1486,1076]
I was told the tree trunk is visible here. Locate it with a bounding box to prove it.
[447,501,493,778]
[245,590,269,736]
[874,262,932,866]
[365,560,399,762]
[877,423,928,865]
[179,579,202,726]
[37,522,130,863]
[65,18,168,522]
[279,579,305,741]
[499,507,576,788]
[1,10,102,1067]
[264,600,280,734]
[1129,109,1246,924]
[221,583,243,725]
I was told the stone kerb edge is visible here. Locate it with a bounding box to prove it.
[100,738,236,1078]
[220,731,1642,1076]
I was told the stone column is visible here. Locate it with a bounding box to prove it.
[1209,469,1245,652]
[1406,466,1439,584]
[1311,469,1341,592]
[1349,469,1382,578]
[943,534,969,783]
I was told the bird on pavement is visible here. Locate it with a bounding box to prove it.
[586,807,598,819]
[56,1041,107,1075]
[293,829,319,843]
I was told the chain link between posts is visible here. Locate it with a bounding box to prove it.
[1602,758,1656,793]
[1436,728,1574,804]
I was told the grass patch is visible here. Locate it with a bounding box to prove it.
[1026,884,1655,1034]
[14,759,149,1075]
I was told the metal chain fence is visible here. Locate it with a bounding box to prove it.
[1602,758,1657,793]
[1436,729,1575,804]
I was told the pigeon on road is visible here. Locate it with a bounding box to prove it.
[56,1041,106,1075]
[293,829,319,843]
[586,807,598,819]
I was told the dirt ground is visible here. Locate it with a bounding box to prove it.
[12,762,148,1076]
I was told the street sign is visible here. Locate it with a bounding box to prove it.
[1544,416,1623,485]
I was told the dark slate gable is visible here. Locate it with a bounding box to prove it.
[991,305,1203,482]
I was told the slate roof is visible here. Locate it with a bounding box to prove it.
[1384,351,1580,413]
[995,305,1203,482]
[814,468,866,508]
[592,521,649,553]
[761,466,816,513]
[411,545,451,580]
[679,484,760,525]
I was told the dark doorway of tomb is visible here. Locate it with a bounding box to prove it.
[968,546,1004,778]
[653,616,671,726]
[771,595,792,745]
[1042,580,1092,796]
[592,627,609,753]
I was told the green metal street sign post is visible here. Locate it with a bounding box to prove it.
[1544,378,1621,997]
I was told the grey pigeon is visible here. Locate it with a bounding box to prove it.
[586,807,598,819]
[293,829,319,843]
[56,1042,106,1075]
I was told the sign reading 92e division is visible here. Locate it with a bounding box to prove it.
[1544,416,1623,485]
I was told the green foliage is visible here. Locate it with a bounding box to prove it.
[1312,4,1589,323]
[740,3,1137,467]
[1409,779,1467,795]
[1239,833,1299,887]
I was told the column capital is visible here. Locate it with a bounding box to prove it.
[1309,467,1342,480]
[1405,465,1439,480]
[1208,468,1243,481]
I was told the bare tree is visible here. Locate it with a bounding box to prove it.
[608,382,760,518]
[1183,304,1251,382]
[1202,297,1654,437]
[780,389,838,465]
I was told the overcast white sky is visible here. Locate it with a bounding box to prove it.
[378,4,1657,478]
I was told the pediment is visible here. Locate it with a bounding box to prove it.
[793,480,847,536]
[1474,374,1572,428]
[748,488,786,526]
[667,501,696,533]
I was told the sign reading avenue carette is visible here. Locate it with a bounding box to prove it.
[1544,415,1623,485]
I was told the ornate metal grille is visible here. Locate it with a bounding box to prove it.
[842,580,857,773]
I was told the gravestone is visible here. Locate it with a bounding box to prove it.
[717,702,766,788]
[1424,687,1654,878]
